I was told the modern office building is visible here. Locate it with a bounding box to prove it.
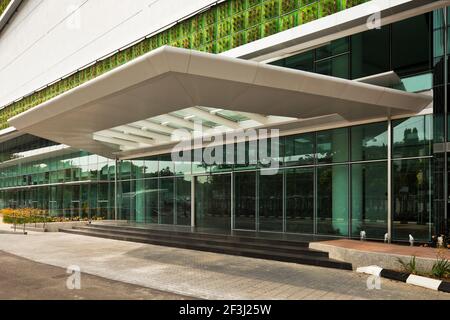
[0,0,449,243]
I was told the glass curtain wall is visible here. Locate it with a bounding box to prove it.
[0,116,434,242]
[272,13,433,92]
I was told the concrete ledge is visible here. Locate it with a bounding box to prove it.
[309,241,437,271]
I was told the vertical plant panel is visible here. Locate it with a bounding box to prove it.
[0,0,369,130]
[300,2,318,24]
[319,0,337,17]
[280,11,298,31]
[263,0,280,20]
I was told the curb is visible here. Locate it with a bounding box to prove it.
[356,265,450,293]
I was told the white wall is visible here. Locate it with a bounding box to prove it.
[0,0,217,108]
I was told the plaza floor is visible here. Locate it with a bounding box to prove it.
[0,226,447,300]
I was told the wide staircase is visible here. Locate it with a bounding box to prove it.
[60,224,352,270]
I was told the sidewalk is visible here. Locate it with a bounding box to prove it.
[310,239,450,272]
[0,231,447,300]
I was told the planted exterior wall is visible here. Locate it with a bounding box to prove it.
[0,0,10,17]
[0,0,370,130]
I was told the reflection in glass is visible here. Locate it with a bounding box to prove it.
[195,174,231,230]
[286,168,314,234]
[259,172,283,232]
[234,171,256,230]
[317,165,348,236]
[144,178,158,224]
[284,133,315,166]
[393,115,433,158]
[159,178,174,224]
[351,162,387,239]
[317,128,348,163]
[176,177,191,226]
[351,122,387,161]
[393,158,432,241]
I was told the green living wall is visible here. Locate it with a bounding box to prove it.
[0,0,370,130]
[0,0,11,17]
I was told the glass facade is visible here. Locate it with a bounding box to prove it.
[272,13,433,92]
[0,7,445,244]
[0,115,435,242]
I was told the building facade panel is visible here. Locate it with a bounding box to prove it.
[0,0,448,244]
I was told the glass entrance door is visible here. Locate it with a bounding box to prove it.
[195,174,231,230]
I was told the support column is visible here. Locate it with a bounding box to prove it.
[332,131,349,236]
[387,118,392,243]
[114,158,118,221]
[191,177,195,227]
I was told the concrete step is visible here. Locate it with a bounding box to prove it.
[74,225,328,257]
[60,227,352,270]
[87,223,311,247]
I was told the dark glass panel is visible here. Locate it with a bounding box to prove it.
[317,128,349,163]
[351,26,390,79]
[351,162,387,239]
[392,14,431,75]
[259,171,283,232]
[316,38,349,60]
[175,176,191,226]
[159,178,175,225]
[284,51,314,72]
[392,115,433,158]
[351,122,388,161]
[284,133,315,166]
[286,168,314,234]
[315,55,349,79]
[195,174,231,230]
[393,158,432,241]
[234,171,256,230]
[317,165,349,236]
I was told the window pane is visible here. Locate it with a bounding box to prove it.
[258,171,283,232]
[284,51,314,72]
[144,156,159,178]
[351,162,387,239]
[175,176,191,226]
[234,171,256,230]
[392,14,431,75]
[393,115,433,158]
[286,168,314,234]
[316,38,349,60]
[393,158,432,241]
[159,154,174,177]
[316,55,349,79]
[351,122,388,161]
[145,178,158,224]
[159,178,174,225]
[317,128,348,163]
[284,133,315,166]
[351,27,390,79]
[317,165,349,236]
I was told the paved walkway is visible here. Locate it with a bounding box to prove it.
[0,251,191,300]
[0,230,448,300]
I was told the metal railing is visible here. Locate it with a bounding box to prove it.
[12,211,50,235]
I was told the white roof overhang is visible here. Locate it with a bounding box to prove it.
[8,46,432,159]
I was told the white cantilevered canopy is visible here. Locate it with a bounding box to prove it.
[9,46,432,158]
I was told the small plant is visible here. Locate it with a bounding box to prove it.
[431,252,450,279]
[397,256,417,274]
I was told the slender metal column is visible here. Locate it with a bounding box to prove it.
[387,118,392,243]
[444,8,448,235]
[114,158,118,221]
[191,177,195,227]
